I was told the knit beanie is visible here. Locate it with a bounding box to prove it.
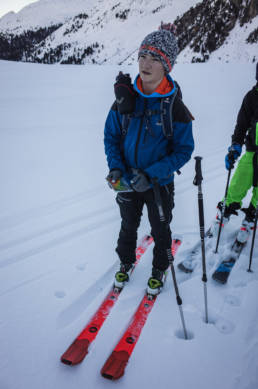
[138,22,178,73]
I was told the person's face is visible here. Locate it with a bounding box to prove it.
[138,53,165,87]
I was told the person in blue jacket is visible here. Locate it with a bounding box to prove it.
[104,23,194,295]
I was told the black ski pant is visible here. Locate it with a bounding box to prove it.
[116,183,174,272]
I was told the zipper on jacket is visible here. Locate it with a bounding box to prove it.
[134,99,147,167]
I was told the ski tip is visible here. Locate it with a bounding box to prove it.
[101,350,130,380]
[60,338,90,366]
[211,272,227,285]
[212,258,236,285]
[177,262,193,274]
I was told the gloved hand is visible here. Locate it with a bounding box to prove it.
[130,169,150,192]
[114,72,136,114]
[225,143,242,170]
[106,169,122,183]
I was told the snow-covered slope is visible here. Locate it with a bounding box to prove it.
[0,0,257,64]
[0,0,96,32]
[208,16,258,63]
[175,0,258,63]
[0,0,198,33]
[0,59,258,389]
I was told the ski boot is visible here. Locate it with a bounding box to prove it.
[210,201,240,236]
[177,202,232,274]
[114,262,134,289]
[242,203,256,223]
[236,204,256,244]
[236,220,253,244]
[147,267,166,296]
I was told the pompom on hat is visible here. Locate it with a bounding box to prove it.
[138,22,178,73]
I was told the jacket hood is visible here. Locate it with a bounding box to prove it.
[133,74,177,98]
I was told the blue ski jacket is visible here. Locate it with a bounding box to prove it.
[104,74,194,186]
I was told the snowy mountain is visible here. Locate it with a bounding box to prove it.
[0,0,257,64]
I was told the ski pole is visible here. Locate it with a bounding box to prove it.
[152,179,165,222]
[167,248,188,340]
[193,156,209,323]
[247,203,258,272]
[215,157,234,253]
[152,179,188,339]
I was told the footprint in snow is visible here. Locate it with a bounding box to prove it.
[231,279,247,288]
[206,310,235,334]
[55,290,66,299]
[76,263,87,271]
[215,317,235,334]
[225,294,241,307]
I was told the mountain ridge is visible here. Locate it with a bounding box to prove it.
[0,0,257,64]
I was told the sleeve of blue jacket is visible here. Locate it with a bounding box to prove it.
[145,99,194,181]
[104,105,126,174]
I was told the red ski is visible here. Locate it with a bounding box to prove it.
[60,234,153,366]
[101,238,182,380]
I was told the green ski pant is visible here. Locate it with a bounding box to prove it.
[226,151,258,208]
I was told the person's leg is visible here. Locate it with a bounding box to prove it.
[116,191,144,265]
[145,183,174,272]
[250,186,258,210]
[226,152,254,207]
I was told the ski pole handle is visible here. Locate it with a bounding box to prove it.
[193,156,203,186]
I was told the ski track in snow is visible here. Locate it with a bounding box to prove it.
[56,260,119,329]
[0,212,118,269]
[0,206,114,252]
[0,181,119,271]
[0,270,54,298]
[0,185,104,232]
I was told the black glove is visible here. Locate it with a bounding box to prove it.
[130,169,150,192]
[106,169,122,184]
[114,72,136,114]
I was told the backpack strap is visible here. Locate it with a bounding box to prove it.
[117,113,130,155]
[121,114,131,138]
[160,88,178,140]
[117,88,179,147]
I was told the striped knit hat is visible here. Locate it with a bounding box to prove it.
[138,23,178,73]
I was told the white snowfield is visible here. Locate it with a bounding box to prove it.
[0,59,258,389]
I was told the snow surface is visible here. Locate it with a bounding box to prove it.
[0,59,258,389]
